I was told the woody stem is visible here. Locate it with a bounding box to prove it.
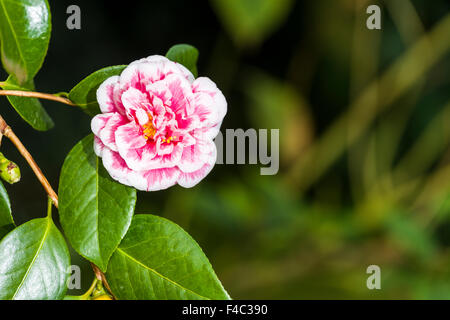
[0,89,76,106]
[0,114,59,206]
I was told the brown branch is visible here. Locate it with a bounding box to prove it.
[0,114,113,297]
[0,115,59,206]
[0,90,76,106]
[91,263,116,300]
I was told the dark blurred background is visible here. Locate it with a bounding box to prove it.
[1,0,450,299]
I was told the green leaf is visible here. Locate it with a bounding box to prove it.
[69,65,127,116]
[59,134,136,272]
[166,44,199,78]
[210,0,293,48]
[0,181,14,239]
[0,0,51,84]
[0,76,54,131]
[106,214,231,300]
[0,217,70,300]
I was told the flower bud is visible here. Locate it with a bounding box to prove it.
[0,152,21,184]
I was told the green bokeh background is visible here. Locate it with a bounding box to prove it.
[1,0,450,299]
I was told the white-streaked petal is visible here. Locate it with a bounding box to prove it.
[96,76,124,114]
[93,136,106,157]
[177,162,215,188]
[91,113,114,136]
[192,77,227,124]
[98,113,127,152]
[101,148,133,186]
[132,167,180,191]
[178,140,216,173]
[115,122,147,151]
[121,87,151,120]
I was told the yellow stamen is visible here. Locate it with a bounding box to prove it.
[162,136,177,144]
[142,114,156,140]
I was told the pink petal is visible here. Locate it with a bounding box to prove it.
[132,167,180,191]
[93,136,105,157]
[177,162,215,188]
[91,113,113,136]
[143,55,194,82]
[96,76,125,114]
[142,55,171,65]
[115,122,147,151]
[125,143,183,171]
[192,92,219,126]
[102,144,181,191]
[164,74,194,116]
[176,113,201,133]
[192,77,227,125]
[119,137,183,172]
[178,140,216,173]
[176,131,196,147]
[119,143,157,172]
[174,62,195,83]
[146,81,172,106]
[120,61,167,90]
[121,87,151,120]
[144,143,183,171]
[98,113,127,152]
[156,138,174,156]
[135,108,149,126]
[101,148,134,186]
[193,124,222,141]
[125,55,169,69]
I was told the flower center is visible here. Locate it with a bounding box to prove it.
[142,114,156,140]
[141,112,178,144]
[162,136,177,144]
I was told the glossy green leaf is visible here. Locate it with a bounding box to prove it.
[106,214,231,300]
[0,76,54,131]
[0,181,14,239]
[59,134,136,272]
[166,44,199,78]
[0,0,51,84]
[0,217,70,300]
[210,0,293,48]
[69,65,127,116]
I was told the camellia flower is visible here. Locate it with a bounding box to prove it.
[91,55,227,191]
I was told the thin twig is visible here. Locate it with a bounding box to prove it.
[91,263,116,299]
[0,89,76,106]
[0,114,59,206]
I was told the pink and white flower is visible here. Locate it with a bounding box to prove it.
[91,55,227,191]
